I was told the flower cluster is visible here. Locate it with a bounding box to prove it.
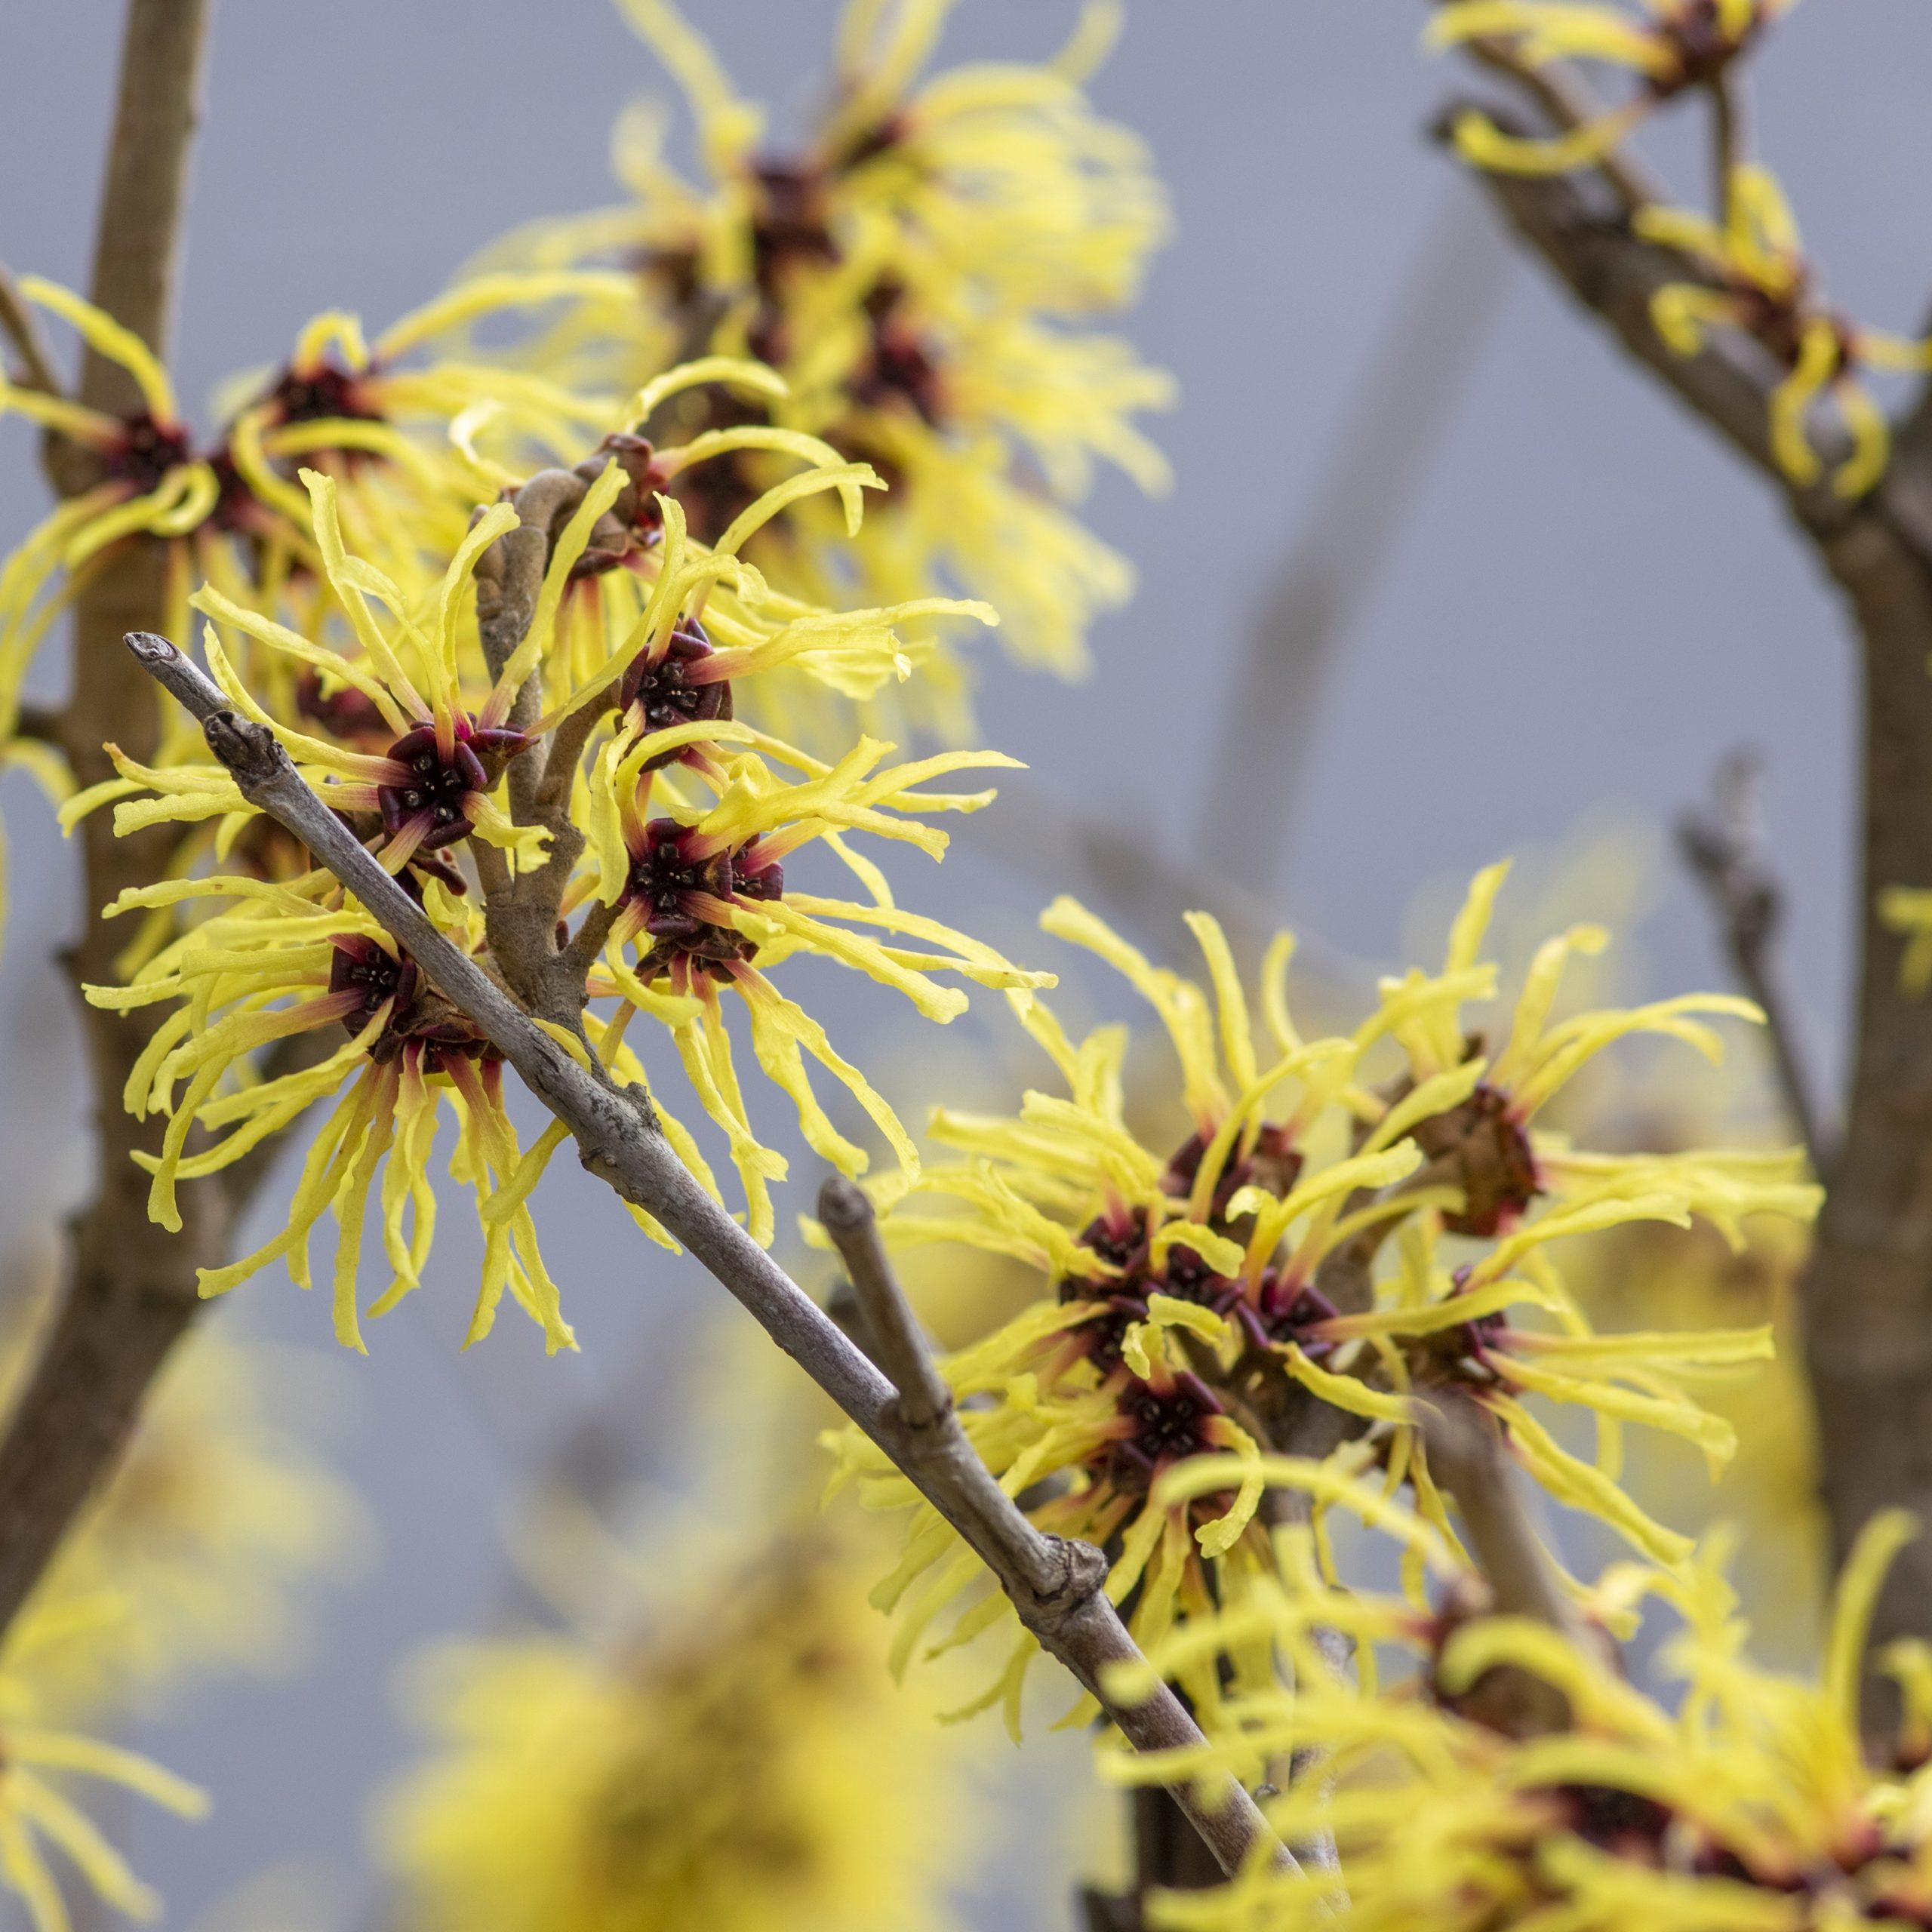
[478,0,1173,703]
[1638,168,1932,498]
[0,272,630,758]
[78,389,1045,1346]
[1427,2,1932,497]
[821,867,1817,1727]
[1104,1481,1932,1932]
[22,1328,365,1715]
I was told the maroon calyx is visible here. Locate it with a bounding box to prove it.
[1655,0,1769,93]
[568,432,669,579]
[265,356,382,431]
[1109,1371,1223,1484]
[376,718,529,851]
[1244,1273,1341,1354]
[626,820,783,983]
[852,280,945,427]
[328,937,488,1073]
[749,158,838,297]
[105,412,193,494]
[617,614,733,767]
[1411,1081,1539,1238]
[329,937,415,1034]
[1163,1121,1303,1225]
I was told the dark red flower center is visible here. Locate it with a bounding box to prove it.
[266,358,382,429]
[617,614,733,764]
[1412,1081,1539,1238]
[106,412,192,494]
[1112,1371,1223,1482]
[626,820,783,982]
[1658,0,1765,90]
[329,937,414,1032]
[376,719,528,851]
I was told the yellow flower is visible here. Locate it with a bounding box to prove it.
[822,872,1814,1711]
[0,274,626,757]
[87,880,572,1354]
[1429,1,1797,177]
[383,1534,970,1932]
[0,1595,207,1932]
[1637,167,1932,497]
[474,0,1172,694]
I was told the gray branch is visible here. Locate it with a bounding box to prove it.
[1678,749,1823,1170]
[125,627,1294,1886]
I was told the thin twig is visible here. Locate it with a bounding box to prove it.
[1710,72,1746,226]
[1677,749,1824,1169]
[128,627,1295,1886]
[817,1178,950,1428]
[1420,1396,1577,1634]
[0,266,65,401]
[1198,185,1513,888]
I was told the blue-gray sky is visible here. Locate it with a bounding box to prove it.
[4,2,1931,1922]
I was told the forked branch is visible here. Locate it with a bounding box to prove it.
[128,628,1294,1887]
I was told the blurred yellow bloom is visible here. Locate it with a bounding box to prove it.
[476,0,1172,697]
[384,1534,968,1932]
[21,1330,365,1714]
[0,1596,206,1932]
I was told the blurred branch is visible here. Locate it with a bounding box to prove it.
[1420,1394,1581,1736]
[1444,118,1857,508]
[1420,1396,1577,1634]
[1198,186,1513,889]
[1432,41,1932,1677]
[129,628,1297,1888]
[1677,749,1823,1168]
[10,703,62,748]
[0,0,220,1647]
[0,265,64,400]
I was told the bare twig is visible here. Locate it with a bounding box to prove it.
[1446,121,1855,513]
[1710,72,1746,226]
[1434,61,1932,1689]
[1432,3,1660,215]
[128,627,1294,1885]
[1678,749,1823,1168]
[0,266,65,400]
[472,470,596,1024]
[817,1179,950,1427]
